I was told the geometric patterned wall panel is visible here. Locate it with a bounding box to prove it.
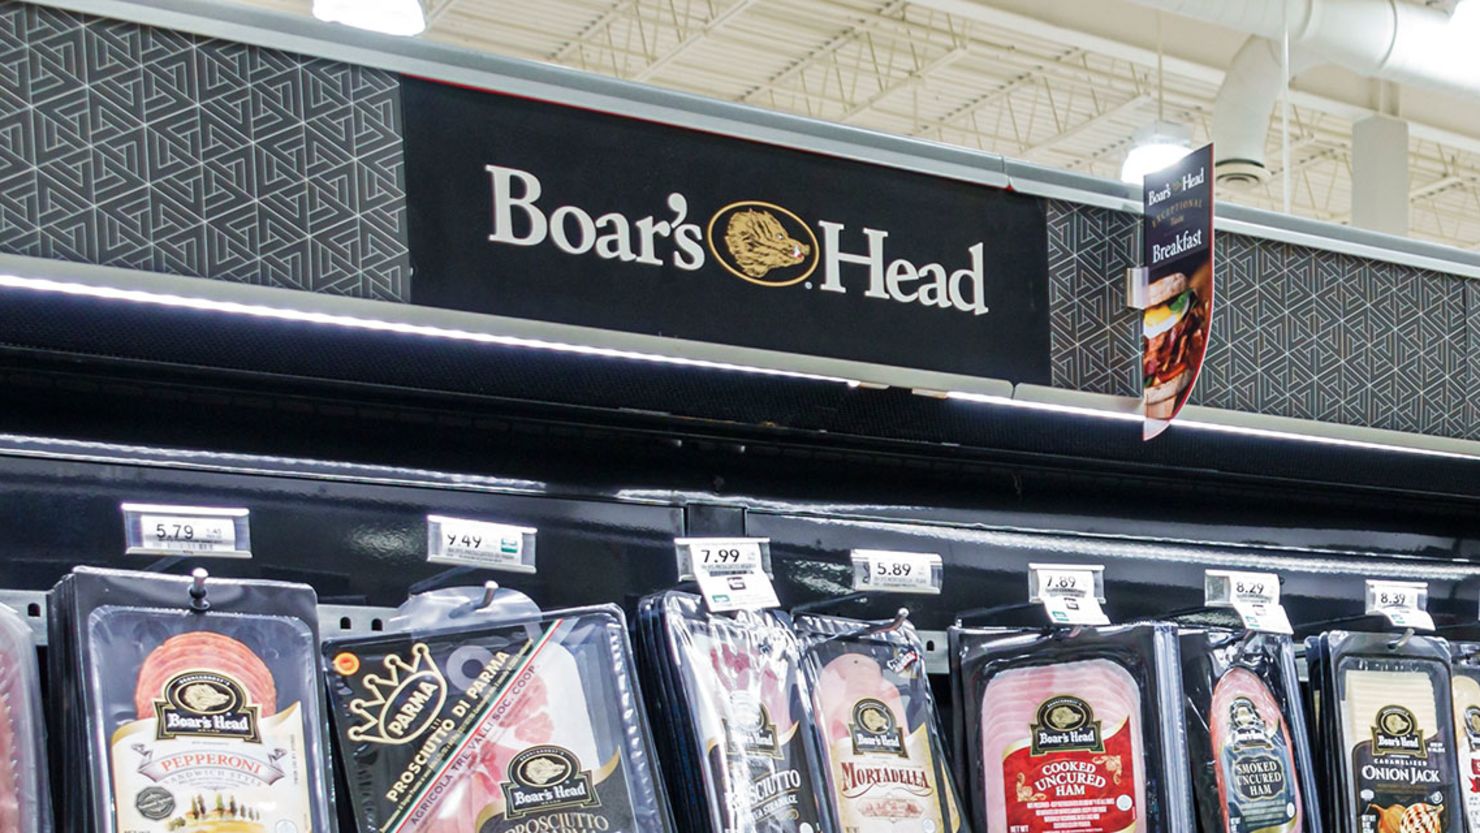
[1048,200,1477,439]
[0,2,409,300]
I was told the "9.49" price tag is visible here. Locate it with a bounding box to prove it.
[851,550,942,595]
[1366,579,1433,631]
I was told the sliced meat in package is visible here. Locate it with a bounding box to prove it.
[794,613,964,833]
[1305,632,1464,833]
[1449,645,1480,833]
[1179,628,1322,833]
[951,623,1194,833]
[324,586,672,833]
[47,565,335,833]
[636,591,826,833]
[0,602,51,833]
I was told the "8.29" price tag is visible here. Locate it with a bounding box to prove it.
[1366,579,1433,631]
[851,550,942,595]
[1205,570,1292,634]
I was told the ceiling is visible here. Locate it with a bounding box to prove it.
[231,0,1480,251]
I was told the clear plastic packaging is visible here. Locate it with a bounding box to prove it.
[49,565,336,833]
[794,613,964,833]
[1179,627,1322,833]
[1449,644,1480,833]
[951,623,1194,833]
[636,590,825,833]
[1306,631,1463,833]
[324,586,673,833]
[0,602,51,833]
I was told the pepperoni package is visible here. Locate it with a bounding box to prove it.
[1179,628,1322,833]
[951,623,1195,833]
[636,591,826,833]
[794,613,964,833]
[48,566,335,833]
[324,586,672,833]
[0,602,51,833]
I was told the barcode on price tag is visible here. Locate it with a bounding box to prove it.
[122,504,251,558]
[675,538,778,613]
[1029,563,1109,626]
[427,516,537,573]
[1366,579,1433,631]
[1205,570,1292,634]
[851,550,942,595]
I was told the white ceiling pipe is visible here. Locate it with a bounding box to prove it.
[1128,0,1480,100]
[1213,36,1322,186]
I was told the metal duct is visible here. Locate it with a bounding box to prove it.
[1213,36,1320,185]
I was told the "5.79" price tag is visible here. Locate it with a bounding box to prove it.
[851,550,942,595]
[1366,579,1433,631]
[123,504,251,559]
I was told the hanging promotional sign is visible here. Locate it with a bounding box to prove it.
[400,78,1051,384]
[1141,144,1214,440]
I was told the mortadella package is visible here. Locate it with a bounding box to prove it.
[794,613,965,833]
[1180,627,1322,833]
[1305,631,1464,833]
[48,566,336,833]
[324,586,673,833]
[951,622,1195,833]
[636,590,826,833]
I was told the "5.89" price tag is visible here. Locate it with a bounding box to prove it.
[851,550,942,595]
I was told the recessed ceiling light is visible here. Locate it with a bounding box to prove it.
[312,0,426,36]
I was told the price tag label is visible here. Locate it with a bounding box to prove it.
[851,550,942,595]
[1029,564,1109,626]
[1205,570,1292,634]
[1366,580,1433,631]
[675,538,778,613]
[122,504,251,558]
[427,516,537,573]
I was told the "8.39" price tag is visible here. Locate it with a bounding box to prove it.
[1366,579,1433,631]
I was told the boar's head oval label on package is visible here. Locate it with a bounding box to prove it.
[153,670,262,742]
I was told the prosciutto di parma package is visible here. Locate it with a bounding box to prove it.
[636,591,825,833]
[794,613,964,833]
[1305,631,1463,833]
[952,623,1195,833]
[0,603,50,833]
[48,566,335,833]
[1179,628,1321,833]
[324,586,672,833]
[1449,646,1480,833]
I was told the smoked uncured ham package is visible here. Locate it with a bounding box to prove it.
[47,566,335,833]
[1179,627,1321,833]
[324,585,673,833]
[0,602,51,833]
[1449,646,1480,833]
[951,623,1195,833]
[794,613,964,833]
[1304,631,1463,833]
[635,591,826,833]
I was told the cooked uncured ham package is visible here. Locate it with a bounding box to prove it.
[1449,651,1480,833]
[1305,631,1463,833]
[952,623,1195,833]
[1179,628,1321,833]
[795,613,964,833]
[637,591,825,833]
[48,566,334,833]
[0,602,51,833]
[325,589,671,833]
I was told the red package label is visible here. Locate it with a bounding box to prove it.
[1001,720,1138,833]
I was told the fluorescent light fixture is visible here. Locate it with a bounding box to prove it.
[0,273,859,387]
[312,0,426,36]
[1120,121,1193,185]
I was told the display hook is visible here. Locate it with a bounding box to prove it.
[1389,627,1415,650]
[188,568,211,613]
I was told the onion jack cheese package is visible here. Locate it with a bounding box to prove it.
[47,566,335,833]
[1449,646,1480,833]
[0,603,51,833]
[1179,628,1322,833]
[1305,632,1463,833]
[951,623,1195,833]
[324,587,672,833]
[636,591,826,833]
[794,613,964,833]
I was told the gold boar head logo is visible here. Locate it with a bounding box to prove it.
[707,201,819,287]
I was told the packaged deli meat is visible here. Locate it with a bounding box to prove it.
[0,602,51,833]
[636,591,825,833]
[952,623,1195,833]
[324,585,672,833]
[1305,631,1463,833]
[795,613,964,833]
[1451,646,1480,833]
[1180,628,1322,833]
[48,566,335,833]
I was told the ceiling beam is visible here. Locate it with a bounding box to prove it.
[629,0,758,82]
[838,44,971,122]
[1021,93,1151,159]
[735,0,908,104]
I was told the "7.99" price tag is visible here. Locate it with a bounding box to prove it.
[675,538,778,613]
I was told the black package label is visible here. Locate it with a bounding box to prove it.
[1341,661,1458,833]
